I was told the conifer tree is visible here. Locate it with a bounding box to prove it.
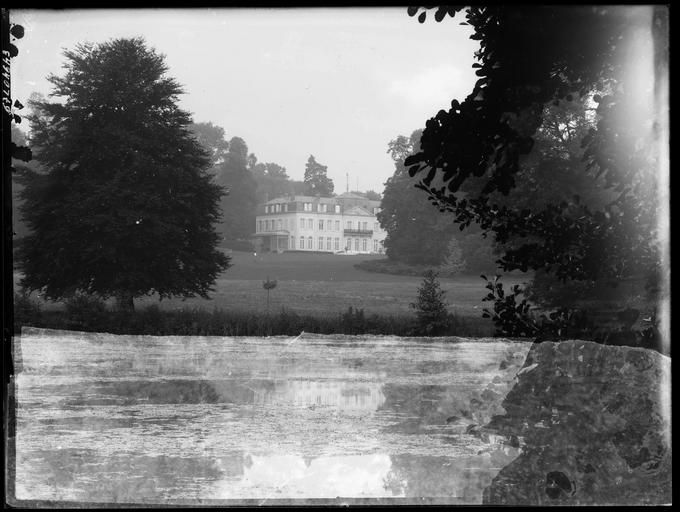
[410,270,451,335]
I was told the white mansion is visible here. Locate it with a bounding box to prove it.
[253,192,386,254]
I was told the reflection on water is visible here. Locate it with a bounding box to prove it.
[11,328,533,504]
[252,380,385,410]
[210,454,394,499]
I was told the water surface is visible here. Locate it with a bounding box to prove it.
[11,328,532,504]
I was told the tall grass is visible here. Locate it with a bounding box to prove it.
[13,294,494,337]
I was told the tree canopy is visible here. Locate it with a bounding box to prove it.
[17,37,230,310]
[304,155,334,196]
[250,158,294,204]
[188,121,229,168]
[213,136,258,245]
[379,130,496,269]
[379,130,457,265]
[405,6,667,288]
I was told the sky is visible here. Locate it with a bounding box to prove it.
[10,8,479,193]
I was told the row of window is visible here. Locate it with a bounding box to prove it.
[258,218,381,233]
[299,219,376,231]
[294,237,382,252]
[265,203,288,214]
[345,221,372,231]
[264,202,381,215]
[259,219,288,232]
[297,218,340,231]
[265,203,343,214]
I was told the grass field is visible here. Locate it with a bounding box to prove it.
[14,250,531,317]
[145,251,531,316]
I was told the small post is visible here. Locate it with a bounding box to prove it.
[263,276,277,314]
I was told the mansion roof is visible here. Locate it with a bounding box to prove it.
[264,192,380,207]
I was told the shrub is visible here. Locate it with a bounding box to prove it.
[14,292,43,327]
[410,270,452,335]
[63,292,108,330]
[341,306,367,334]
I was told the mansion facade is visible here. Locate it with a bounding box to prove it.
[253,192,386,254]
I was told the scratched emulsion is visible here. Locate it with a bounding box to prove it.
[12,327,532,504]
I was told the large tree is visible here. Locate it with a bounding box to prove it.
[250,158,294,204]
[188,121,229,169]
[303,155,334,196]
[405,6,666,283]
[404,7,668,336]
[17,37,231,310]
[379,130,496,269]
[10,124,35,241]
[213,136,258,245]
[379,130,457,265]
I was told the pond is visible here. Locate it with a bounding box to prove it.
[10,328,534,505]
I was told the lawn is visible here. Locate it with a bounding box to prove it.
[134,251,531,316]
[14,251,532,317]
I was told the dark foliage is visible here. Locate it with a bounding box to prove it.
[17,38,231,308]
[379,130,497,268]
[379,131,457,265]
[481,276,665,354]
[405,6,666,285]
[13,297,492,338]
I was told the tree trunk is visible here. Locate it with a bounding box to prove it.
[117,292,135,312]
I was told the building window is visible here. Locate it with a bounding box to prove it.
[274,204,280,212]
[363,238,367,252]
[265,205,269,214]
[346,220,352,230]
[304,202,312,211]
[277,219,282,230]
[318,237,323,250]
[307,218,313,229]
[355,239,360,251]
[284,204,288,212]
[264,220,269,231]
[318,219,324,230]
[319,204,327,213]
[258,220,263,232]
[374,240,378,252]
[307,236,312,249]
[326,237,332,250]
[346,239,351,251]
[300,218,305,229]
[335,205,341,213]
[362,221,368,230]
[335,220,340,231]
[300,237,304,249]
[334,238,340,251]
